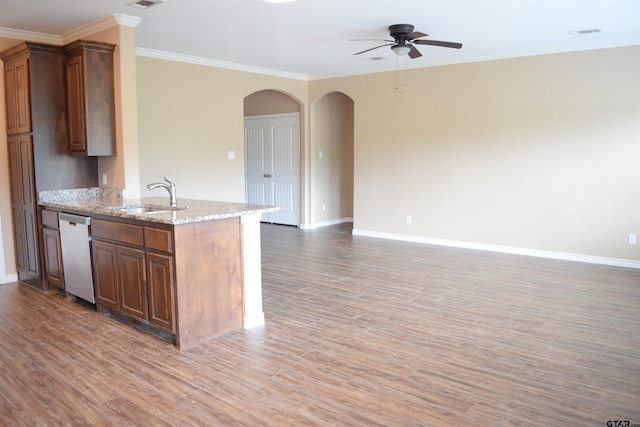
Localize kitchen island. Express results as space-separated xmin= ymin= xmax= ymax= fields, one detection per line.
xmin=39 ymin=188 xmax=278 ymax=350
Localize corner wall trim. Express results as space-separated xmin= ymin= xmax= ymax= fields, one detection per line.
xmin=1 ymin=274 xmax=18 ymax=285
xmin=351 ymin=229 xmax=640 ymax=270
xmin=243 ymin=313 xmax=266 ymax=329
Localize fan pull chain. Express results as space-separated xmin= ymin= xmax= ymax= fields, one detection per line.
xmin=395 ymin=55 xmax=409 ymax=91
xmin=395 ymin=55 xmax=399 ymax=90
xmin=404 ymin=55 xmax=408 ymax=90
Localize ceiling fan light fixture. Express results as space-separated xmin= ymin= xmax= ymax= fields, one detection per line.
xmin=391 ymin=45 xmax=411 ymax=56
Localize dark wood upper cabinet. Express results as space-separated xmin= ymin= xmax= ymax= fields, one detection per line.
xmin=3 ymin=55 xmax=31 ymax=135
xmin=63 ymin=40 xmax=116 ymax=156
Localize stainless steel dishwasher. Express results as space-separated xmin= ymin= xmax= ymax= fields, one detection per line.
xmin=59 ymin=213 xmax=95 ymax=303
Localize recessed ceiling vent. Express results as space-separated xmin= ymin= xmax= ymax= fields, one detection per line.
xmin=568 ymin=29 xmax=602 ymax=35
xmin=128 ymin=0 xmax=165 ymax=9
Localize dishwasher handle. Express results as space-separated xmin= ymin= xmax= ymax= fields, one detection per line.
xmin=59 ymin=212 xmax=91 ymax=226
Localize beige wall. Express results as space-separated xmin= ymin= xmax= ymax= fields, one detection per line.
xmin=310 ymin=46 xmax=640 ymax=261
xmin=135 ymin=56 xmax=309 ymax=205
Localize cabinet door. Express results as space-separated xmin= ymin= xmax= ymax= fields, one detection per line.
xmin=7 ymin=137 xmax=26 ymax=275
xmin=43 ymin=227 xmax=64 ymax=289
xmin=18 ymin=136 xmax=35 ymax=207
xmin=65 ymin=54 xmax=86 ymax=153
xmin=147 ymin=253 xmax=176 ymax=332
xmin=64 ymin=41 xmax=115 ymax=156
xmin=4 ymin=60 xmax=18 ymax=135
xmin=7 ymin=136 xmax=22 ymax=204
xmin=7 ymin=135 xmax=39 ymax=281
xmin=22 ymin=206 xmax=39 ymax=280
xmin=93 ymin=240 xmax=119 ymax=309
xmin=117 ymin=246 xmax=148 ymax=321
xmin=11 ymin=205 xmax=26 ymax=276
xmin=18 ymin=136 xmax=39 ymax=281
xmin=14 ymin=56 xmax=31 ymax=134
xmin=3 ymin=55 xmax=31 ymax=135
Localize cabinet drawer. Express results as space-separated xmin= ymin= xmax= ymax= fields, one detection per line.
xmin=92 ymin=219 xmax=144 ymax=247
xmin=41 ymin=210 xmax=59 ymax=229
xmin=144 ymin=227 xmax=173 ymax=254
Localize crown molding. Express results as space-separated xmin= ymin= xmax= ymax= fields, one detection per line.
xmin=114 ymin=14 xmax=144 ymax=28
xmin=0 ymin=27 xmax=61 ymax=45
xmin=0 ymin=14 xmax=142 ymax=47
xmin=61 ymin=14 xmax=142 ymax=44
xmin=136 ymin=47 xmax=309 ymax=81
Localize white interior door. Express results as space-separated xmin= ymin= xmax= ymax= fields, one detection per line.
xmin=244 ymin=113 xmax=300 ymax=226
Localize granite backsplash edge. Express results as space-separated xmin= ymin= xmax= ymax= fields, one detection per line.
xmin=38 ymin=187 xmax=124 ymax=204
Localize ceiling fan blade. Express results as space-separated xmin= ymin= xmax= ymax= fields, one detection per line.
xmin=406 ymin=31 xmax=428 ymax=40
xmin=413 ymin=39 xmax=463 ymax=49
xmin=408 ymin=44 xmax=422 ymax=59
xmin=349 ymin=39 xmax=394 ymax=42
xmin=353 ymin=43 xmax=394 ymax=55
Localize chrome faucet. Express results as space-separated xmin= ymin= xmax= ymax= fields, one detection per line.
xmin=147 ymin=177 xmax=177 ymax=207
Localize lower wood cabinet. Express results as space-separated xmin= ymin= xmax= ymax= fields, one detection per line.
xmin=146 ymin=253 xmax=175 ymax=331
xmin=116 ymin=245 xmax=147 ymax=320
xmin=93 ymin=240 xmax=119 ymax=309
xmin=91 ymin=218 xmax=176 ymax=333
xmin=41 ymin=209 xmax=64 ymax=290
xmin=42 ymin=227 xmax=64 ymax=290
xmin=90 ymin=215 xmax=243 ymax=350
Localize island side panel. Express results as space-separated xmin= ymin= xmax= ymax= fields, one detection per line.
xmin=173 ymin=217 xmax=244 ymax=350
xmin=241 ymin=213 xmax=266 ymax=328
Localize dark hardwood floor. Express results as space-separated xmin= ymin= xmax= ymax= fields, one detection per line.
xmin=1 ymin=223 xmax=639 ymax=426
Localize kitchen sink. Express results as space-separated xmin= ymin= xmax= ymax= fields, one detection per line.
xmin=107 ymin=204 xmax=188 ymax=214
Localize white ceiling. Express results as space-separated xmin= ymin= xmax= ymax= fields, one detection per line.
xmin=0 ymin=0 xmax=638 ymax=80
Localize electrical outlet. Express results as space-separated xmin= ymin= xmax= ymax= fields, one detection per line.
xmin=406 ymin=214 xmax=412 ymax=224
xmin=629 ymin=234 xmax=637 ymax=245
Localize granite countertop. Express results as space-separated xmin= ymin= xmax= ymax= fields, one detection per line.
xmin=38 ymin=188 xmax=279 ymax=225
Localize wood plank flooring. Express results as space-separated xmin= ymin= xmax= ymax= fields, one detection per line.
xmin=1 ymin=222 xmax=639 ymax=426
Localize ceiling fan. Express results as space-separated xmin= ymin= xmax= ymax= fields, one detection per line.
xmin=352 ymin=24 xmax=462 ymax=59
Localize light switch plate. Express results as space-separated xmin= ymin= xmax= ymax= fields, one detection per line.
xmin=228 ymin=150 xmax=235 ymax=160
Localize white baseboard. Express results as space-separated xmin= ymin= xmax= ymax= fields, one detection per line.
xmin=244 ymin=313 xmax=265 ymax=329
xmin=300 ymin=217 xmax=353 ymax=230
xmin=352 ymin=229 xmax=640 ymax=269
xmin=0 ymin=273 xmax=18 ymax=284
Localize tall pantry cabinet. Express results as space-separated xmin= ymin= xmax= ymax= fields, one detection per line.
xmin=1 ymin=42 xmax=99 ymax=289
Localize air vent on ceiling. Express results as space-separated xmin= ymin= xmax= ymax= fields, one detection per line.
xmin=128 ymin=0 xmax=164 ymax=9
xmin=568 ymin=29 xmax=602 ymax=35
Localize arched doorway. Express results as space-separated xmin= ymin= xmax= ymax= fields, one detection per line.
xmin=244 ymin=90 xmax=302 ymax=226
xmin=311 ymin=92 xmax=354 ymax=228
